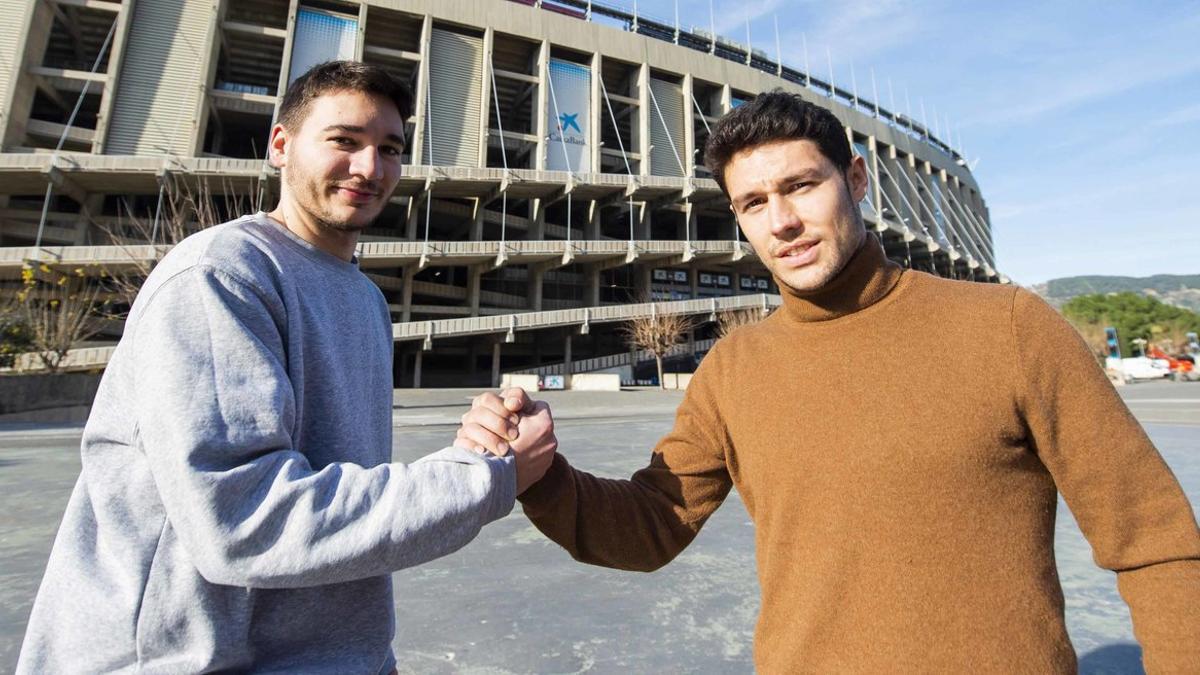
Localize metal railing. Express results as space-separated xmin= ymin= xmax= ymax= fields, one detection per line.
xmin=7 ymin=295 xmax=780 ymax=372
xmin=396 ymin=293 xmax=779 ymax=342
xmin=518 ymin=337 xmax=717 ymax=376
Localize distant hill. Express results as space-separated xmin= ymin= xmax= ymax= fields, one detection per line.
xmin=1032 ymin=274 xmax=1200 ymax=312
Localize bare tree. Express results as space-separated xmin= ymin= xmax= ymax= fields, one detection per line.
xmin=715 ymin=307 xmax=768 ymax=340
xmin=0 ymin=283 xmax=33 ymax=369
xmin=13 ymin=264 xmax=106 ymax=373
xmin=622 ymin=305 xmax=695 ymax=389
xmin=98 ymin=176 xmax=264 ymax=314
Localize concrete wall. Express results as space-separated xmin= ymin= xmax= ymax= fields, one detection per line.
xmin=0 ymin=1 xmax=52 ymax=151
xmin=0 ymin=373 xmax=102 ymax=416
xmin=105 ymin=0 xmax=219 ymax=155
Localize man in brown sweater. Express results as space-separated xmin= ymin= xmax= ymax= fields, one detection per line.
xmin=457 ymin=92 xmax=1200 ymax=672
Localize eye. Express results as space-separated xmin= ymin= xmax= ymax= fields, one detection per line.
xmin=741 ymin=197 xmax=765 ymax=213
xmin=380 ymin=145 xmax=402 ymax=157
xmin=330 ymin=136 xmax=355 ymax=147
xmin=787 ymin=181 xmax=810 ymax=193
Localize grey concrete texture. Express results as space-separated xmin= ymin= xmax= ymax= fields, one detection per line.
xmin=1 ymin=382 xmax=1197 ymax=673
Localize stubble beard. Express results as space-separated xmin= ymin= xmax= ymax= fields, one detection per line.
xmin=285 ymin=166 xmax=375 ymax=233
xmin=775 ymin=211 xmax=866 ymax=295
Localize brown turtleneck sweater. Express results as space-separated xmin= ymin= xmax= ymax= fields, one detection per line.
xmin=519 ymin=235 xmax=1200 ymax=673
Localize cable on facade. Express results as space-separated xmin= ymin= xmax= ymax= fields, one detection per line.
xmin=598 ymin=77 xmax=636 ymax=243
xmin=544 ymin=63 xmax=575 ymax=247
xmin=488 ymin=58 xmax=510 ymax=247
xmin=36 ymin=16 xmax=118 ymax=251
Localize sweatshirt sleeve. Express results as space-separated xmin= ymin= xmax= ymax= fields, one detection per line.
xmin=518 ymin=343 xmax=734 ymax=572
xmin=1011 ymin=288 xmax=1200 ymax=672
xmin=131 ymin=265 xmax=515 ymax=589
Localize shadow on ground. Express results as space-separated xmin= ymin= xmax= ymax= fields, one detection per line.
xmin=1078 ymin=643 xmax=1144 ymax=675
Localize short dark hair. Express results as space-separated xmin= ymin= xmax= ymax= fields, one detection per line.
xmin=704 ymin=90 xmax=852 ymax=196
xmin=277 ymin=61 xmax=414 ymax=132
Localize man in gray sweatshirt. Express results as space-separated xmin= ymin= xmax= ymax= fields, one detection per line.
xmin=17 ymin=61 xmax=557 ymax=673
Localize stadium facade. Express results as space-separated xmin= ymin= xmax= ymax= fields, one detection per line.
xmin=0 ymin=0 xmax=1002 ymax=387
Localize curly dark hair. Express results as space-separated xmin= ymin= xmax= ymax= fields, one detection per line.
xmin=277 ymin=61 xmax=414 ymax=132
xmin=703 ymin=90 xmax=851 ymax=196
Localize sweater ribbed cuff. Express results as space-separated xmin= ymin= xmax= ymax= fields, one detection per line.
xmin=517 ymin=452 xmax=571 ymax=514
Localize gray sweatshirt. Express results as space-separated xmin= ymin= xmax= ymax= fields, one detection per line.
xmin=17 ymin=214 xmax=515 ymax=673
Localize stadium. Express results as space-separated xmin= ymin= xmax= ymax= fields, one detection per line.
xmin=0 ymin=0 xmax=1002 ymax=387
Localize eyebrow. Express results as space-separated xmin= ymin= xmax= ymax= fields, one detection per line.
xmin=732 ymin=170 xmax=823 ymax=206
xmin=321 ymin=124 xmax=406 ymax=146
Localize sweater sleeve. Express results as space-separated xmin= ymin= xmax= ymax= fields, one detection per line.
xmin=131 ymin=266 xmax=515 ymax=589
xmin=1011 ymin=289 xmax=1200 ymax=672
xmin=518 ymin=343 xmax=734 ymax=572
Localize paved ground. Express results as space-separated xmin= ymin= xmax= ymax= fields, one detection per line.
xmin=1 ymin=381 xmax=1197 ymax=673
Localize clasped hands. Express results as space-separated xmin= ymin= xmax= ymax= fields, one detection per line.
xmin=456 ymin=388 xmax=557 ymax=494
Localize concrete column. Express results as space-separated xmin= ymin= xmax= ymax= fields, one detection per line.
xmin=467 ymin=265 xmax=483 ymax=316
xmin=688 ymin=266 xmax=698 ymax=300
xmin=469 ymin=198 xmax=485 ymax=240
xmin=92 ymin=0 xmax=136 ymax=154
xmin=413 ymin=349 xmax=423 ymax=389
xmin=479 ymin=27 xmax=495 ymax=168
xmin=1 ymin=1 xmax=53 ymax=148
xmin=905 ymin=153 xmax=924 ymax=234
xmin=635 ymin=265 xmax=652 ymax=299
xmin=529 ymin=266 xmax=544 ymax=310
xmin=585 ymin=199 xmax=602 ymax=239
xmin=72 ymin=195 xmax=103 ymax=245
xmin=866 ymin=135 xmax=882 ymax=228
xmin=682 ymin=73 xmax=696 ymax=176
xmin=492 ymin=342 xmax=502 ymax=388
xmin=589 ymin=51 xmax=603 ymax=173
xmin=682 ymin=201 xmax=695 ymax=241
xmin=534 ymin=40 xmax=550 ymax=170
xmin=400 ymin=266 xmax=416 ymax=322
xmin=563 ymin=332 xmax=573 ymax=375
xmin=636 ymin=63 xmax=650 ymax=177
xmin=586 ymin=265 xmax=600 ymax=306
xmin=530 ymin=198 xmax=547 ymax=239
xmin=409 ymin=15 xmax=434 ymax=165
xmin=405 ymin=190 xmax=426 ymax=241
xmin=395 ymin=344 xmax=407 ymax=386
xmin=636 ymin=201 xmax=651 ymax=239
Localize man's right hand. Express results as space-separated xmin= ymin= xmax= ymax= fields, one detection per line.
xmin=458 ymin=389 xmax=557 ymax=494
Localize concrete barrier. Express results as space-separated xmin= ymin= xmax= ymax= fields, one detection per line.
xmin=661 ymin=373 xmax=693 ymax=390
xmin=500 ymin=373 xmax=541 ymax=391
xmin=568 ymin=373 xmax=621 ymax=391
xmin=0 ymin=373 xmax=103 ymax=416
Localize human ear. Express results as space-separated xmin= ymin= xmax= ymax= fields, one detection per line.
xmin=267 ymin=124 xmax=288 ymax=169
xmin=847 ymin=155 xmax=869 ymax=203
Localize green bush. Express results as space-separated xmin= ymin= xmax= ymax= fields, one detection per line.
xmin=1062 ymin=292 xmax=1200 ymax=357
xmin=0 ymin=313 xmax=34 ymax=368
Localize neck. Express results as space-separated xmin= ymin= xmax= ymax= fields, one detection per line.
xmin=778 ymin=232 xmax=903 ymax=322
xmin=267 ymin=200 xmax=359 ymax=262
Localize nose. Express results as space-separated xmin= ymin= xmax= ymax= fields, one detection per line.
xmin=349 ymin=147 xmax=383 ymax=182
xmin=766 ymin=193 xmax=802 ymax=238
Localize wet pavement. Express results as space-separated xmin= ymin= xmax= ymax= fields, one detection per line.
xmin=1 ymin=382 xmax=1197 ymax=673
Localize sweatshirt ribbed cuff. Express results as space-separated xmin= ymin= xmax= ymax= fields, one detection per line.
xmin=486 ymin=454 xmax=517 ymax=523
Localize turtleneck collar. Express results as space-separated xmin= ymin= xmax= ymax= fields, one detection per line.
xmin=778 ymin=231 xmax=904 ymax=323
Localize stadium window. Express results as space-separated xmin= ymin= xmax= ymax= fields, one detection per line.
xmin=289 ymin=7 xmax=359 ymax=84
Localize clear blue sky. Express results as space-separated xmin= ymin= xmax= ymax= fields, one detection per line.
xmin=618 ymin=0 xmax=1200 ymax=285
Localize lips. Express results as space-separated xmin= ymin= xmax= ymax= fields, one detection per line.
xmin=335 ymin=185 xmax=379 ymax=204
xmin=775 ymin=240 xmax=821 ymax=268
